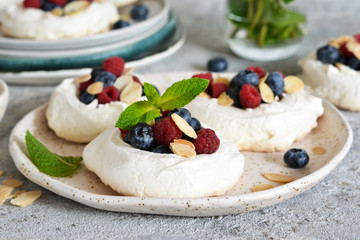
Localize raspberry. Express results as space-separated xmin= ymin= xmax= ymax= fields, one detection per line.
xmin=151 ymin=117 xmax=183 ymax=146
xmin=239 ymin=84 xmax=261 ymax=109
xmin=47 ymin=0 xmax=68 ymax=7
xmin=79 ymin=78 xmax=94 ymax=93
xmin=192 ymin=128 xmax=220 ymax=154
xmin=211 ymin=82 xmax=229 ymax=98
xmin=23 ymin=0 xmax=42 ymax=8
xmin=97 ymin=86 xmax=120 ymax=104
xmin=339 ymin=42 xmax=354 ymax=58
xmin=102 ymin=57 xmax=125 ymax=77
xmin=192 ymin=72 xmax=213 ymax=91
xmin=246 ymin=66 xmax=266 ymax=78
xmin=354 ymin=33 xmax=360 ymax=43
xmin=132 ymin=75 xmax=142 ymax=85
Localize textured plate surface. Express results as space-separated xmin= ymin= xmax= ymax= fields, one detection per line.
xmin=9 ymin=73 xmax=353 ymax=216
xmin=0 ymin=79 xmax=9 ymax=121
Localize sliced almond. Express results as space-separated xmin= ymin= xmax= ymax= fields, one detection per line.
xmin=329 ymin=35 xmax=354 ymax=48
xmin=64 ymin=1 xmax=90 ymax=16
xmin=353 ymin=47 xmax=360 ymax=60
xmin=258 ymin=73 xmax=269 ymax=86
xmin=87 ymin=81 xmax=103 ymax=95
xmin=120 ymin=81 xmax=142 ymax=104
xmin=284 ymin=75 xmax=304 ymax=93
xmin=0 ymin=170 xmax=3 ymax=176
xmin=173 ymin=139 xmax=195 ymax=150
xmin=217 ymin=92 xmax=234 ymax=106
xmin=10 ymin=191 xmax=42 ymax=207
xmin=214 ymin=76 xmax=230 ymax=86
xmin=251 ymin=184 xmax=274 ymax=192
xmin=335 ymin=63 xmax=346 ymax=71
xmin=259 ymin=82 xmax=274 ymax=103
xmin=123 ymin=68 xmax=134 ymax=75
xmin=3 ymin=179 xmax=22 ymax=188
xmin=114 ymin=75 xmax=133 ymax=92
xmin=0 ymin=186 xmax=14 ymax=204
xmin=312 ymin=146 xmax=326 ymax=155
xmin=95 ymin=0 xmax=103 ymax=3
xmin=75 ymin=74 xmax=91 ymax=84
xmin=345 ymin=40 xmax=360 ymax=54
xmin=51 ymin=7 xmax=64 ymax=16
xmin=262 ymin=173 xmax=295 ymax=183
xmin=13 ymin=190 xmax=25 ymax=198
xmin=171 ymin=113 xmax=197 ymax=139
xmin=170 ymin=142 xmax=196 ymax=158
xmin=199 ymin=92 xmax=211 ymax=98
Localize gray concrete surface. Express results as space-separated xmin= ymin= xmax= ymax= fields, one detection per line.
xmin=1 ymin=0 xmax=360 ymax=239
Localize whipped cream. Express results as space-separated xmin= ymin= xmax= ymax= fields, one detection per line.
xmin=46 ymin=78 xmax=128 ymax=143
xmin=0 ymin=1 xmax=118 ymax=39
xmin=83 ymin=127 xmax=245 ymax=198
xmin=186 ymin=90 xmax=324 ymax=152
xmin=299 ymin=53 xmax=360 ymax=111
xmin=0 ymin=0 xmax=22 ymax=10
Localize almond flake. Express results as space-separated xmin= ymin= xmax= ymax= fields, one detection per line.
xmin=214 ymin=77 xmax=230 ymax=86
xmin=259 ymin=82 xmax=274 ymax=103
xmin=335 ymin=63 xmax=346 ymax=71
xmin=51 ymin=8 xmax=64 ymax=16
xmin=120 ymin=81 xmax=142 ymax=104
xmin=217 ymin=92 xmax=234 ymax=106
xmin=312 ymin=146 xmax=326 ymax=155
xmin=3 ymin=179 xmax=22 ymax=188
xmin=75 ymin=74 xmax=91 ymax=84
xmin=171 ymin=113 xmax=197 ymax=139
xmin=114 ymin=75 xmax=133 ymax=92
xmin=0 ymin=170 xmax=3 ymax=176
xmin=284 ymin=75 xmax=304 ymax=93
xmin=353 ymin=47 xmax=360 ymax=60
xmin=345 ymin=40 xmax=360 ymax=54
xmin=199 ymin=92 xmax=211 ymax=98
xmin=259 ymin=73 xmax=269 ymax=86
xmin=95 ymin=0 xmax=103 ymax=3
xmin=329 ymin=35 xmax=354 ymax=48
xmin=173 ymin=139 xmax=195 ymax=150
xmin=10 ymin=191 xmax=42 ymax=207
xmin=251 ymin=184 xmax=274 ymax=192
xmin=170 ymin=142 xmax=196 ymax=158
xmin=13 ymin=190 xmax=25 ymax=198
xmin=123 ymin=68 xmax=134 ymax=75
xmin=87 ymin=81 xmax=103 ymax=95
xmin=262 ymin=173 xmax=295 ymax=183
xmin=0 ymin=186 xmax=14 ymax=204
xmin=64 ymin=1 xmax=90 ymax=15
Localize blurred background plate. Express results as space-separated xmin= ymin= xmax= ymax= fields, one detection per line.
xmin=0 ymin=0 xmax=170 ymax=51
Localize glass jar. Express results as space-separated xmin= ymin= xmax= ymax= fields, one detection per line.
xmin=225 ymin=0 xmax=306 ymax=61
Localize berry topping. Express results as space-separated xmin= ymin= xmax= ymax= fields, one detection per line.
xmin=239 ymin=84 xmax=261 ymax=109
xmin=316 ymin=45 xmax=340 ymax=64
xmin=152 ymin=117 xmax=183 ymax=146
xmin=132 ymin=75 xmax=142 ymax=85
xmin=79 ymin=91 xmax=96 ymax=104
xmin=354 ymin=33 xmax=360 ymax=43
xmin=265 ymin=72 xmax=285 ymax=96
xmin=189 ymin=118 xmax=202 ymax=132
xmin=230 ymin=70 xmax=259 ymax=89
xmin=150 ymin=145 xmax=172 ymax=154
xmin=226 ymin=86 xmax=242 ymax=107
xmin=112 ymin=19 xmax=130 ymax=29
xmin=339 ymin=43 xmax=354 ymax=58
xmin=127 ymin=123 xmax=155 ymax=150
xmin=47 ymin=0 xmax=67 ymax=7
xmin=170 ymin=108 xmax=192 ymax=124
xmin=102 ymin=56 xmax=125 ymax=78
xmin=79 ymin=78 xmax=94 ymax=93
xmin=246 ymin=66 xmax=266 ymax=78
xmin=347 ymin=57 xmax=360 ymax=70
xmin=283 ymin=148 xmax=309 ymax=168
xmin=192 ymin=72 xmax=213 ymax=91
xmin=192 ymin=128 xmax=220 ymax=154
xmin=90 ymin=67 xmax=103 ymax=79
xmin=97 ymin=86 xmax=120 ymax=104
xmin=207 ymin=57 xmax=228 ymax=72
xmin=41 ymin=2 xmax=58 ymax=11
xmin=211 ymin=82 xmax=229 ymax=98
xmin=23 ymin=0 xmax=42 ymax=8
xmin=94 ymin=71 xmax=117 ymax=87
xmin=131 ymin=4 xmax=149 ymax=20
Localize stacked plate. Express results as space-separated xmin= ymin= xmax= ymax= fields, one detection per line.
xmin=0 ymin=0 xmax=185 ymax=80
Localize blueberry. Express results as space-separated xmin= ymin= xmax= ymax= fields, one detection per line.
xmin=283 ymin=148 xmax=309 ymax=168
xmin=230 ymin=70 xmax=259 ymax=89
xmin=79 ymin=91 xmax=96 ymax=104
xmin=265 ymin=72 xmax=284 ymax=96
xmin=316 ymin=45 xmax=340 ymax=64
xmin=347 ymin=57 xmax=360 ymax=70
xmin=189 ymin=118 xmax=202 ymax=132
xmin=131 ymin=4 xmax=149 ymax=21
xmin=112 ymin=19 xmax=130 ymax=30
xmin=41 ymin=2 xmax=59 ymax=11
xmin=170 ymin=108 xmax=191 ymax=124
xmin=149 ymin=145 xmax=172 ymax=154
xmin=124 ymin=132 xmax=131 ymax=144
xmin=207 ymin=57 xmax=228 ymax=72
xmin=94 ymin=71 xmax=117 ymax=86
xmin=226 ymin=87 xmax=241 ymax=107
xmin=91 ymin=67 xmax=103 ymax=79
xmin=128 ymin=123 xmax=155 ymax=150
xmin=335 ymin=55 xmax=348 ymax=65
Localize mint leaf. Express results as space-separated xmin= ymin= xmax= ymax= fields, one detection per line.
xmin=115 ymin=100 xmax=160 ymax=130
xmin=25 ymin=130 xmax=82 ymax=177
xmin=143 ymin=82 xmax=160 ymax=107
xmin=159 ymin=78 xmax=208 ymax=110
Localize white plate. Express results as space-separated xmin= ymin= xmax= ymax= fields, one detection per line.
xmin=9 ymin=73 xmax=353 ymax=216
xmin=0 ymin=79 xmax=9 ymax=121
xmin=0 ymin=0 xmax=170 ymax=51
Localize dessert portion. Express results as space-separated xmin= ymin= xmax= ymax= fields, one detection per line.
xmin=83 ymin=78 xmax=245 ymax=198
xmin=186 ymin=68 xmax=324 ymax=152
xmin=46 ymin=57 xmax=144 ymax=143
xmin=299 ymin=34 xmax=360 ymax=111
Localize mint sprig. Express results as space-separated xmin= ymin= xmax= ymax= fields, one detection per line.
xmin=116 ymin=78 xmax=209 ymax=130
xmin=25 ymin=130 xmax=82 ymax=177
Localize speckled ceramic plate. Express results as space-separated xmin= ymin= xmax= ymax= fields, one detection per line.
xmin=0 ymin=79 xmax=9 ymax=121
xmin=9 ymin=73 xmax=353 ymax=216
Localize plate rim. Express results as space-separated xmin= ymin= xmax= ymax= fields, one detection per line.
xmin=8 ymin=94 xmax=353 ymax=216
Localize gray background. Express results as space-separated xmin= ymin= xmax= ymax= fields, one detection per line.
xmin=1 ymin=0 xmax=360 ymax=239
